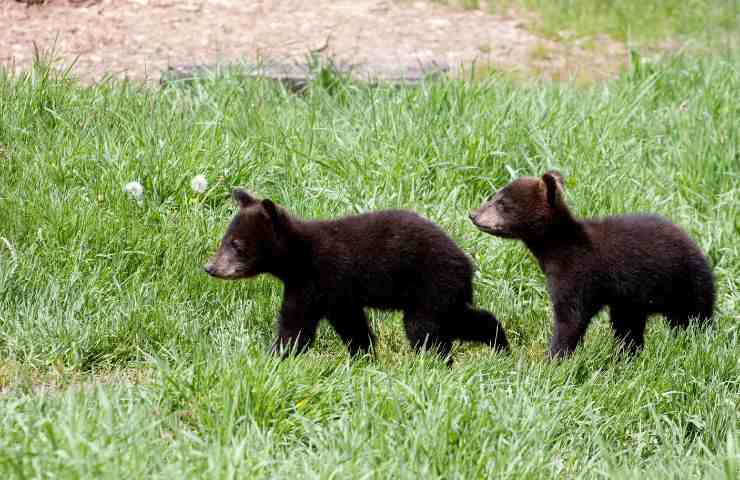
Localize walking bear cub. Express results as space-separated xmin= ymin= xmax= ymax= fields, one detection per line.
xmin=205 ymin=189 xmax=509 ymax=361
xmin=469 ymin=171 xmax=714 ymax=357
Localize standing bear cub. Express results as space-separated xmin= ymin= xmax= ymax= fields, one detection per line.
xmin=470 ymin=171 xmax=714 ymax=358
xmin=205 ymin=189 xmax=509 ymax=361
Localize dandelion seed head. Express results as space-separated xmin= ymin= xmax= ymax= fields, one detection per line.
xmin=191 ymin=174 xmax=208 ymax=193
xmin=124 ymin=181 xmax=144 ymax=201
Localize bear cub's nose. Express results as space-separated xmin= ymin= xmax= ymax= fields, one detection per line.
xmin=203 ymin=264 xmax=215 ymax=276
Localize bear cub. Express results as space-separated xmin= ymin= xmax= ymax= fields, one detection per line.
xmin=205 ymin=189 xmax=509 ymax=361
xmin=470 ymin=171 xmax=714 ymax=357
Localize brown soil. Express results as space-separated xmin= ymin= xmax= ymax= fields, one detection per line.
xmin=1 ymin=0 xmax=628 ymax=83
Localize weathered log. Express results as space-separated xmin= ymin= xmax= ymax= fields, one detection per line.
xmin=160 ymin=60 xmax=449 ymax=91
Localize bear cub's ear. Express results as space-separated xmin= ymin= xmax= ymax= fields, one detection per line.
xmin=543 ymin=170 xmax=564 ymax=187
xmin=541 ymin=170 xmax=564 ymax=208
xmin=233 ymin=188 xmax=256 ymax=208
xmin=261 ymin=199 xmax=284 ymax=227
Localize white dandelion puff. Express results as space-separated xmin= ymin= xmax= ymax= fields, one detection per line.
xmin=124 ymin=181 xmax=144 ymax=201
xmin=191 ymin=174 xmax=208 ymax=193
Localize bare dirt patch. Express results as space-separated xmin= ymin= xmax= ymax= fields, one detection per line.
xmin=0 ymin=360 xmax=149 ymax=395
xmin=2 ymin=0 xmax=628 ymax=83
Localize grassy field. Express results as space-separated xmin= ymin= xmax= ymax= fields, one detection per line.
xmin=1 ymin=53 xmax=739 ymax=478
xmin=437 ymin=0 xmax=739 ymax=45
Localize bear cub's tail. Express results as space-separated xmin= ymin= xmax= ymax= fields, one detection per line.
xmin=449 ymin=306 xmax=510 ymax=352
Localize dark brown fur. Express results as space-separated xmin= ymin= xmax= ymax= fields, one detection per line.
xmin=205 ymin=189 xmax=509 ymax=361
xmin=470 ymin=171 xmax=714 ymax=357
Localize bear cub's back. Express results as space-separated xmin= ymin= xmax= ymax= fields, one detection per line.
xmin=316 ymin=210 xmax=467 ymax=259
xmin=588 ymin=214 xmax=705 ymax=265
xmin=309 ymin=209 xmax=472 ymax=285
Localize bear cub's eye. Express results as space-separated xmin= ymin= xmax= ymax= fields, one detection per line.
xmin=230 ymin=238 xmax=242 ymax=251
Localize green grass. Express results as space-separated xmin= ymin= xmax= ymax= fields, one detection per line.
xmin=437 ymin=0 xmax=482 ymax=10
xmin=436 ymin=0 xmax=740 ymax=45
xmin=507 ymin=0 xmax=739 ymax=44
xmin=0 ymin=54 xmax=739 ymax=478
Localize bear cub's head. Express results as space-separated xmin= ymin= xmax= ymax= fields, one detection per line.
xmin=204 ymin=189 xmax=288 ymax=280
xmin=469 ymin=170 xmax=566 ymax=240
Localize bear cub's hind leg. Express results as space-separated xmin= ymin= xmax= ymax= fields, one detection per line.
xmin=445 ymin=306 xmax=509 ymax=352
xmin=403 ymin=308 xmax=453 ymax=362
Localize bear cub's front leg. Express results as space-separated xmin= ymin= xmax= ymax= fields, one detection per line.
xmin=270 ymin=290 xmax=323 ymax=357
xmin=548 ymin=301 xmax=590 ymax=358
